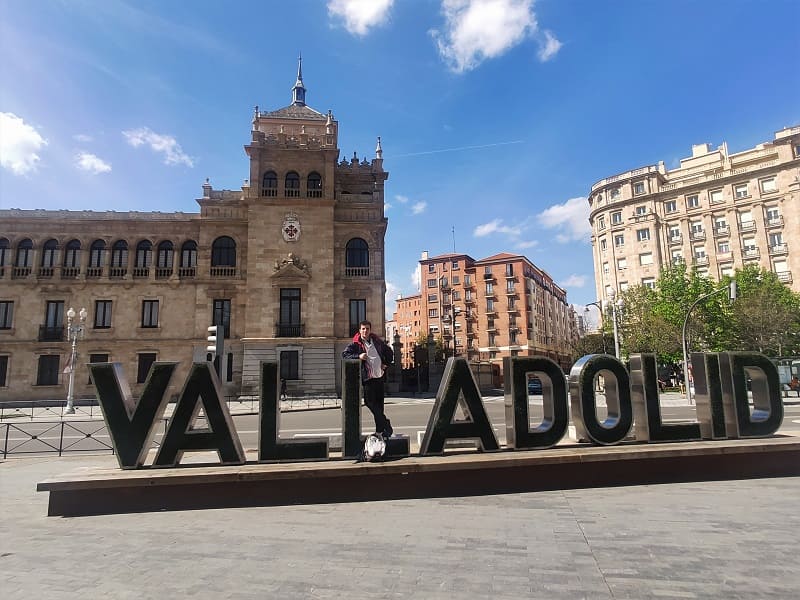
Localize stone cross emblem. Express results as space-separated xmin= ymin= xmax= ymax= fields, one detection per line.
xmin=282 ymin=213 xmax=301 ymax=242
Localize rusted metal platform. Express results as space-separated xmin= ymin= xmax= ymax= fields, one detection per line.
xmin=37 ymin=436 xmax=800 ymax=517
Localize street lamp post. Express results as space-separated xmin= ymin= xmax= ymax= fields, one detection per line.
xmin=584 ymin=301 xmax=607 ymax=355
xmin=681 ymin=281 xmax=737 ymax=404
xmin=64 ymin=306 xmax=88 ymax=415
xmin=608 ymin=291 xmax=624 ymax=360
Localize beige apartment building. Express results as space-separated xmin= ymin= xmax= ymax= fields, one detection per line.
xmin=589 ymin=125 xmax=800 ymax=303
xmin=0 ymin=61 xmax=389 ymax=402
xmin=391 ymin=252 xmax=578 ymax=374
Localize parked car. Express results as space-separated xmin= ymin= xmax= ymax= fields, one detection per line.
xmin=527 ymin=376 xmax=543 ymax=395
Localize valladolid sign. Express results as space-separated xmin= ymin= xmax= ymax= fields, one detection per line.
xmin=87 ymin=352 xmax=784 ymax=470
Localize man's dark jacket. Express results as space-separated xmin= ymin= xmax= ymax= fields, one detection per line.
xmin=342 ymin=332 xmax=394 ymax=383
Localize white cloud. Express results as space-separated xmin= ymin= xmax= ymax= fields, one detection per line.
xmin=328 ymin=0 xmax=394 ymax=36
xmin=411 ymin=266 xmax=421 ymax=291
xmin=384 ymin=202 xmax=393 ymax=211
xmin=560 ymin=274 xmax=586 ymax=288
xmin=411 ymin=201 xmax=427 ymax=215
xmin=0 ymin=112 xmax=47 ymax=175
xmin=515 ymin=240 xmax=538 ymax=250
xmin=122 ymin=127 xmax=194 ymax=167
xmin=536 ymin=29 xmax=562 ymax=62
xmin=75 ymin=152 xmax=112 ymax=174
xmin=394 ymin=194 xmax=409 ymax=204
xmin=73 ymin=133 xmax=94 ymax=143
xmin=473 ymin=218 xmax=522 ymax=238
xmin=431 ymin=0 xmax=537 ymax=73
xmin=385 ymin=279 xmax=401 ymax=319
xmin=537 ymin=197 xmax=591 ymax=243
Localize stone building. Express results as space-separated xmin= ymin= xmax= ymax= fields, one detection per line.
xmin=392 ymin=251 xmax=578 ymax=374
xmin=0 ymin=60 xmax=389 ymax=402
xmin=588 ymin=125 xmax=800 ymax=303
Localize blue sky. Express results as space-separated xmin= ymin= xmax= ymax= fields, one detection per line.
xmin=2 ymin=0 xmax=799 ymax=320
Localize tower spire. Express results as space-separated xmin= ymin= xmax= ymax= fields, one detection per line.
xmin=291 ymin=53 xmax=306 ymax=106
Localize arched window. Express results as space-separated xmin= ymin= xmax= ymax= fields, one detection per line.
xmin=157 ymin=241 xmax=174 ymax=268
xmin=15 ymin=239 xmax=33 ymax=267
xmin=0 ymin=238 xmax=9 ymax=271
xmin=211 ymin=236 xmax=236 ymax=267
xmin=41 ymin=239 xmax=58 ymax=268
xmin=89 ymin=240 xmax=106 ymax=268
xmin=110 ymin=240 xmax=128 ymax=273
xmin=180 ymin=240 xmax=197 ymax=268
xmin=63 ymin=240 xmax=81 ymax=268
xmin=135 ymin=240 xmax=152 ymax=268
xmin=285 ymin=171 xmax=300 ymax=197
xmin=307 ymin=172 xmax=322 ymax=198
xmin=262 ymin=171 xmax=278 ymax=197
xmin=345 ymin=238 xmax=369 ymax=276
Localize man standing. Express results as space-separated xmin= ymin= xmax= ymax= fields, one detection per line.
xmin=342 ymin=320 xmax=394 ymax=438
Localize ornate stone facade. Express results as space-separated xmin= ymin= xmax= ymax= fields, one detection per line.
xmin=0 ymin=61 xmax=388 ymax=402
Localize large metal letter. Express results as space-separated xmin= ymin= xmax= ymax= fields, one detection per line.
xmin=504 ymin=356 xmax=568 ymax=449
xmin=630 ymin=353 xmax=700 ymax=442
xmin=419 ymin=358 xmax=499 ymax=455
xmin=154 ymin=362 xmax=245 ymax=467
xmin=89 ymin=361 xmax=176 ymax=469
xmin=258 ymin=361 xmax=329 ymax=462
xmin=718 ymin=352 xmax=783 ymax=438
xmin=569 ymin=354 xmax=632 ymax=446
xmin=691 ymin=352 xmax=727 ymax=440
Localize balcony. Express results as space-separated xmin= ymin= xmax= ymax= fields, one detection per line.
xmin=743 ymin=248 xmax=760 ymax=259
xmin=713 ymin=225 xmax=730 ymax=237
xmin=668 ymin=235 xmax=682 ymax=245
xmin=178 ymin=267 xmax=196 ymax=278
xmin=275 ymin=323 xmax=304 ymax=337
xmin=769 ymin=243 xmax=788 ymax=255
xmin=505 ymin=287 xmax=518 ymax=296
xmin=210 ymin=266 xmax=237 ymax=278
xmin=739 ymin=221 xmax=756 ymax=232
xmin=37 ymin=267 xmax=55 ymax=279
xmin=777 ymin=271 xmax=793 ymax=283
xmin=689 ymin=231 xmax=706 ymax=241
xmin=693 ymin=256 xmax=709 ymax=266
xmin=109 ymin=267 xmax=127 ymax=279
xmin=767 ymin=216 xmax=784 ymax=228
xmin=345 ymin=266 xmax=369 ymax=277
xmin=12 ymin=266 xmax=31 ymax=279
xmin=483 ymin=273 xmax=494 ymax=280
xmin=39 ymin=326 xmax=65 ymax=342
xmin=133 ymin=267 xmax=150 ymax=278
xmin=61 ymin=267 xmax=80 ymax=279
xmin=155 ymin=268 xmax=173 ymax=279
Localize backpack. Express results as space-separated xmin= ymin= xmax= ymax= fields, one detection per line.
xmin=359 ymin=433 xmax=386 ymax=462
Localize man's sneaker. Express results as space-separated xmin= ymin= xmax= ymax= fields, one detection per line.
xmin=382 ymin=420 xmax=393 ymax=439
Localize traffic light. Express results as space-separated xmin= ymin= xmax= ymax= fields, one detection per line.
xmin=207 ymin=325 xmax=224 ymax=378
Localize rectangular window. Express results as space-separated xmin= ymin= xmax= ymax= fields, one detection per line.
xmin=642 ymin=278 xmax=656 ymax=289
xmin=452 ymin=261 xmax=459 ymax=270
xmin=760 ymin=177 xmax=777 ymax=193
xmin=686 ymin=194 xmax=700 ymax=208
xmin=691 ymin=221 xmax=704 ymax=234
xmin=714 ymin=216 xmax=728 ymax=230
xmin=663 ymin=200 xmax=676 ymax=213
xmin=633 ymin=181 xmax=645 ymax=195
xmin=94 ymin=300 xmax=112 ymax=329
xmin=743 ymin=237 xmax=756 ymax=251
xmin=603 ymin=262 xmax=610 ymax=274
xmin=614 ymin=234 xmax=624 ymax=247
xmin=428 ymin=308 xmax=438 ymax=318
xmin=505 ymin=264 xmax=514 ymax=277
xmin=427 ymin=278 xmax=437 ymax=288
xmin=279 ymin=289 xmax=301 ymax=336
xmin=213 ymin=299 xmax=232 ymax=338
xmin=88 ymin=353 xmax=109 ymax=384
xmin=669 ymin=226 xmax=681 ymax=240
xmin=141 ymin=300 xmax=159 ymax=328
xmin=611 ymin=211 xmax=622 ymax=224
xmin=617 ymin=258 xmax=627 ymax=270
xmin=671 ymin=250 xmax=683 ymax=262
xmin=600 ymin=238 xmax=607 ymax=251
xmin=769 ymin=232 xmax=783 ymax=247
xmin=349 ymin=299 xmax=366 ymax=337
xmin=597 ymin=216 xmax=605 ymax=230
xmin=427 ymin=294 xmax=437 ymax=302
xmin=0 ymin=355 xmax=7 ymax=387
xmin=464 ymin=275 xmax=471 ymax=286
xmin=36 ymin=355 xmax=60 ymax=386
xmin=610 ymin=188 xmax=620 ymax=199
xmin=137 ymin=353 xmax=157 ymax=384
xmin=639 ymin=253 xmax=653 ymax=265
xmin=635 ymin=205 xmax=647 ymax=215
xmin=709 ymin=189 xmax=723 ymax=203
xmin=0 ymin=301 xmax=12 ymax=329
xmin=694 ymin=245 xmax=706 ymax=258
xmin=452 ymin=290 xmax=461 ymax=301
xmin=766 ymin=207 xmax=780 ymax=222
xmin=428 ymin=264 xmax=435 ymax=273
xmin=452 ymin=275 xmax=459 ymax=285
xmin=487 ymin=298 xmax=495 ymax=311
xmin=636 ymin=228 xmax=650 ymax=242
xmin=485 ymin=282 xmax=493 ymax=294
xmin=734 ymin=183 xmax=749 ymax=198
xmin=280 ymin=350 xmax=299 ymax=380
xmin=718 ymin=241 xmax=730 ymax=253
xmin=45 ymin=300 xmax=64 ymax=328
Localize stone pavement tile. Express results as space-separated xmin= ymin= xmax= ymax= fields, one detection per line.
xmin=2 ymin=456 xmax=800 ymax=599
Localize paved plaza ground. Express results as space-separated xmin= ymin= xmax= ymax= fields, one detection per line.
xmin=2 ymin=452 xmax=799 ymax=599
